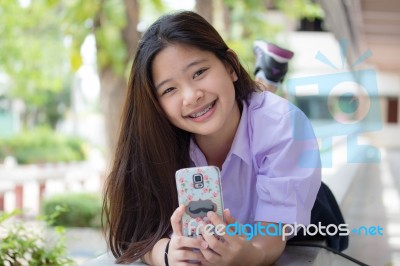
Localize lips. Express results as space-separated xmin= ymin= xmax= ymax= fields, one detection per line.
xmin=187 ymin=100 xmax=216 ymax=118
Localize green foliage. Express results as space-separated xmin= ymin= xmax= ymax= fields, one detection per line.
xmin=222 ymin=0 xmax=279 ymax=41
xmin=0 ymin=0 xmax=71 ymax=105
xmin=0 ymin=0 xmax=72 ymax=128
xmin=39 ymin=82 xmax=71 ymax=128
xmin=63 ymin=0 xmax=129 ymax=76
xmin=42 ymin=193 xmax=102 ymax=228
xmin=276 ymin=0 xmax=324 ymax=20
xmin=0 ymin=127 xmax=86 ymax=164
xmin=63 ymin=0 xmax=167 ymax=76
xmin=221 ymin=0 xmax=283 ymax=72
xmin=95 ymin=22 xmax=127 ymax=76
xmin=138 ymin=0 xmax=167 ymax=23
xmin=0 ymin=209 xmax=76 ymax=266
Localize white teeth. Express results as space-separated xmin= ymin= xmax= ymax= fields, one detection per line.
xmin=189 ymin=102 xmax=214 ymax=118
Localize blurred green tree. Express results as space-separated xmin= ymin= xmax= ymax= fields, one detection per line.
xmin=0 ymin=0 xmax=72 ymax=129
xmin=62 ymin=0 xmax=165 ymax=155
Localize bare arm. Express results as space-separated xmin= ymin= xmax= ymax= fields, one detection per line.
xmin=142 ymin=238 xmax=170 ymax=266
xmin=249 ymin=222 xmax=286 ymax=265
xmin=143 ymin=205 xmax=209 ymax=265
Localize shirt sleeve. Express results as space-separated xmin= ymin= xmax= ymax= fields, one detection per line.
xmin=251 ymin=103 xmax=321 ymax=225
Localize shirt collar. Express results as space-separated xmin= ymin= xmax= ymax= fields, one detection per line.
xmin=189 ymin=99 xmax=252 ymax=167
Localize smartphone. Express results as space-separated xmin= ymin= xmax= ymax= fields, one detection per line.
xmin=175 ymin=166 xmax=224 ymax=238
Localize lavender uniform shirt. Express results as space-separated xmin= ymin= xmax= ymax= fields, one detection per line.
xmin=189 ymin=91 xmax=321 ymax=226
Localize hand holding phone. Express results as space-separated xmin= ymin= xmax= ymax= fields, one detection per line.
xmin=175 ymin=166 xmax=224 ymax=238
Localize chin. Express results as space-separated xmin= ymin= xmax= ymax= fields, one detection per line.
xmin=193 ymin=126 xmax=221 ymax=137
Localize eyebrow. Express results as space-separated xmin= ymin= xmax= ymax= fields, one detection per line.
xmin=155 ymin=58 xmax=208 ymax=90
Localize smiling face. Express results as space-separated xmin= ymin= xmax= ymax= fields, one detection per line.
xmin=152 ymin=44 xmax=240 ymax=139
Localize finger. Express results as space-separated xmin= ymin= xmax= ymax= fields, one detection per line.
xmin=199 ymin=244 xmax=221 ymax=264
xmin=170 ymin=235 xmax=208 ymax=250
xmin=169 ymin=249 xmax=204 ymax=265
xmin=171 ymin=205 xmax=185 ymax=236
xmin=199 ymin=222 xmax=225 ymax=255
xmin=223 ymin=209 xmax=236 ymax=224
xmin=207 ymin=211 xmax=239 ymax=244
xmin=197 ymin=235 xmax=218 ymax=266
xmin=200 ymin=259 xmax=213 ymax=266
xmin=207 ymin=211 xmax=225 ymax=226
xmin=206 ymin=211 xmax=231 ymax=239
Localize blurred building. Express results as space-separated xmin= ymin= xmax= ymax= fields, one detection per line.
xmin=266 ymin=0 xmax=400 ymax=148
xmin=315 ymin=0 xmax=400 ymax=147
xmin=278 ymin=1 xmax=400 ymax=265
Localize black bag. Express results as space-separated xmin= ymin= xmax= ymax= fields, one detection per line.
xmin=288 ymin=182 xmax=349 ymax=251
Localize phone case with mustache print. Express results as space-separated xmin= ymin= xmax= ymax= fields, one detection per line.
xmin=175 ymin=166 xmax=224 ymax=237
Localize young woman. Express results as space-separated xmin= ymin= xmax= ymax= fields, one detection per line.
xmin=103 ymin=11 xmax=321 ymax=265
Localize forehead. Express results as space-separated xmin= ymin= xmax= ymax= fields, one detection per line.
xmin=153 ymin=44 xmax=215 ymax=69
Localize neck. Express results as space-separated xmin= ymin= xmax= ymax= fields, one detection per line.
xmin=195 ymin=102 xmax=241 ymax=170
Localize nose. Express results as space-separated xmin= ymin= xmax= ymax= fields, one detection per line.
xmin=182 ymin=86 xmax=204 ymax=106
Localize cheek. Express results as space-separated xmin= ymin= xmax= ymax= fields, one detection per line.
xmin=218 ymin=81 xmax=236 ymax=102
xmin=160 ymin=99 xmax=179 ymax=119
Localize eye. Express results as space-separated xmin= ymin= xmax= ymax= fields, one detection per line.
xmin=162 ymin=87 xmax=175 ymax=95
xmin=193 ymin=68 xmax=208 ymax=79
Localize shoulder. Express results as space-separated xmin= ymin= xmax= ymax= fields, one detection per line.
xmin=245 ymin=91 xmax=302 ymax=125
xmin=244 ymin=91 xmax=315 ymax=153
xmin=245 ymin=92 xmax=320 ymax=172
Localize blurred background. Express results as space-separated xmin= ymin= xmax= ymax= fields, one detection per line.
xmin=0 ymin=0 xmax=399 ymax=265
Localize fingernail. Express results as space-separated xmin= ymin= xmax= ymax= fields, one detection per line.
xmin=201 ymin=241 xmax=208 ymax=249
xmin=207 ymin=211 xmax=215 ymax=217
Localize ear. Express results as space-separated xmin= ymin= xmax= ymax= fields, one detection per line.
xmin=226 ymin=49 xmax=239 ymax=82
